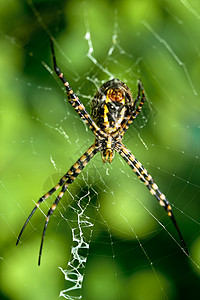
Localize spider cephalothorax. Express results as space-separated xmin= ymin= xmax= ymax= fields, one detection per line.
xmin=16 ymin=40 xmax=188 ymax=266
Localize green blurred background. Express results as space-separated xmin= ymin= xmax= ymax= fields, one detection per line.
xmin=1 ymin=0 xmax=200 ymax=299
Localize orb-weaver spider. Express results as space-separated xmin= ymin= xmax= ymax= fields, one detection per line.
xmin=16 ymin=40 xmax=189 ymax=265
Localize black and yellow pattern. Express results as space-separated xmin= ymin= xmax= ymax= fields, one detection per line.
xmin=116 ymin=142 xmax=188 ymax=254
xmin=16 ymin=40 xmax=188 ymax=265
xmin=17 ymin=143 xmax=99 ymax=265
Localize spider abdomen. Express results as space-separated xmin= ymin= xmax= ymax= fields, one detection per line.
xmin=91 ymin=78 xmax=133 ymax=134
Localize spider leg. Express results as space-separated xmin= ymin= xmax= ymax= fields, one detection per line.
xmin=16 ymin=177 xmax=67 ymax=246
xmin=118 ymin=80 xmax=146 ymax=138
xmin=38 ymin=181 xmax=68 ymax=265
xmin=131 ymin=79 xmax=146 ymax=122
xmin=16 ymin=143 xmax=99 ymax=265
xmin=50 ymin=40 xmax=106 ymax=139
xmin=116 ymin=142 xmax=189 ymax=255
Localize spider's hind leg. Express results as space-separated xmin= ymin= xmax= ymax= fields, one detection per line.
xmin=37 ymin=142 xmax=98 ymax=265
xmin=116 ymin=142 xmax=189 ymax=255
xmin=16 ymin=143 xmax=99 ymax=265
xmin=16 ymin=176 xmax=66 ymax=246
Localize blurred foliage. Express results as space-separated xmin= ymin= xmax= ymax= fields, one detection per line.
xmin=1 ymin=0 xmax=200 ymax=300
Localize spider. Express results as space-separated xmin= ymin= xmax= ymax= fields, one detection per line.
xmin=16 ymin=40 xmax=189 ymax=265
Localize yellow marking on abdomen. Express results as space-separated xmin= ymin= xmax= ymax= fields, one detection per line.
xmin=103 ymin=104 xmax=109 ymax=124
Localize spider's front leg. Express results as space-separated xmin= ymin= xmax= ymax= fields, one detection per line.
xmin=132 ymin=80 xmax=146 ymax=119
xmin=16 ymin=143 xmax=99 ymax=265
xmin=119 ymin=80 xmax=147 ymax=138
xmin=115 ymin=142 xmax=189 ymax=255
xmin=50 ymin=39 xmax=106 ymax=140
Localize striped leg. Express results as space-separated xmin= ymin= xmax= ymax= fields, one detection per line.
xmin=16 ymin=177 xmax=67 ymax=246
xmin=115 ymin=142 xmax=189 ymax=255
xmin=50 ymin=40 xmax=106 ymax=139
xmin=132 ymin=80 xmax=146 ymax=120
xmin=16 ymin=143 xmax=99 ymax=265
xmin=118 ymin=80 xmax=146 ymax=138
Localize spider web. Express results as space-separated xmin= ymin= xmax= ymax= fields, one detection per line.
xmin=1 ymin=1 xmax=200 ymax=300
